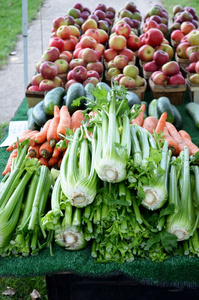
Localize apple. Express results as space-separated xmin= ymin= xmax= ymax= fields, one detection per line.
xmin=189 ymin=73 xmax=199 ymax=84
xmin=156 ymin=44 xmax=174 ymax=60
xmin=187 ymin=62 xmax=196 ymax=73
xmin=124 ymin=2 xmax=137 ymax=13
xmin=138 ymin=44 xmax=155 ymax=62
xmin=123 ymin=64 xmax=139 ymax=79
xmin=173 ymin=5 xmax=183 ymax=15
xmin=59 ymin=50 xmax=72 ymax=62
xmin=149 ymin=5 xmax=162 ymax=16
xmin=95 ymin=43 xmax=105 ymax=55
xmin=63 ymin=15 xmax=76 ymax=26
xmin=143 ymin=20 xmax=159 ymax=33
xmin=98 ymin=20 xmax=109 ymax=32
xmin=153 ymin=49 xmax=169 ymax=66
xmin=178 ymin=10 xmax=193 ymax=23
xmin=119 ymin=76 xmax=136 ymax=89
xmin=144 ymin=61 xmax=159 ymax=72
xmin=176 ymin=42 xmax=190 ymax=59
xmin=83 ymin=77 xmax=99 ymax=86
xmin=94 ymin=9 xmax=106 ymax=20
xmin=150 ymin=15 xmax=162 ymax=24
xmin=84 ymin=28 xmax=100 ymax=42
xmin=95 ymin=3 xmax=107 ymax=12
xmin=80 ymin=11 xmax=90 ymax=20
xmin=83 ymin=7 xmax=91 ymax=14
xmin=67 ymin=7 xmax=81 ymax=19
xmin=158 ymin=23 xmax=168 ymax=37
xmin=180 ymin=21 xmax=195 ymax=35
xmin=186 ymin=46 xmax=199 ymax=58
xmin=105 ymin=10 xmax=115 ymax=21
xmin=151 ymin=70 xmax=162 ymax=80
xmin=39 ymin=79 xmax=56 ymax=91
xmin=119 ymin=48 xmax=134 ymax=62
xmin=28 ymin=85 xmax=41 ymax=92
xmin=195 ymin=61 xmax=199 ymax=73
xmin=184 ymin=6 xmax=196 ymax=17
xmin=68 ymin=25 xmax=80 ymax=37
xmin=112 ymin=73 xmax=124 ymax=83
xmin=54 ymin=59 xmax=68 ymax=74
xmin=56 ymin=25 xmax=71 ymax=40
xmin=63 ymin=37 xmax=76 ymax=51
xmin=69 ymin=58 xmax=86 ymax=70
xmin=115 ymin=23 xmax=131 ymax=39
xmin=53 ymin=16 xmax=68 ymax=30
xmin=107 ymin=60 xmax=115 ymax=69
xmin=81 ymin=19 xmax=98 ymax=32
xmin=40 ymin=61 xmax=58 ymax=79
xmin=189 ymin=51 xmax=199 ymax=62
xmin=103 ymin=48 xmax=118 ymax=62
xmin=86 ymin=70 xmax=100 ymax=80
xmin=48 ymin=37 xmax=65 ymax=53
xmin=86 ymin=61 xmax=104 ymax=75
xmin=31 ymin=73 xmax=44 ymax=86
xmin=162 ymin=61 xmax=180 ymax=76
xmin=81 ymin=48 xmax=98 ymax=62
xmin=127 ymin=35 xmax=140 ymax=51
xmin=135 ymin=75 xmax=145 ymax=87
xmin=144 ymin=28 xmax=164 ymax=47
xmin=106 ymin=67 xmax=121 ymax=78
xmin=109 ymin=35 xmax=127 ymax=51
xmin=152 ymin=71 xmax=168 ymax=85
xmin=80 ymin=36 xmax=97 ymax=49
xmin=42 ymin=46 xmax=60 ymax=62
xmin=132 ymin=11 xmax=142 ymax=22
xmin=171 ymin=29 xmax=185 ymax=43
xmin=73 ymin=3 xmax=84 ymax=12
xmin=97 ymin=29 xmax=109 ymax=44
xmin=52 ymin=76 xmax=62 ymax=87
xmin=170 ymin=22 xmax=181 ymax=34
xmin=72 ymin=65 xmax=87 ymax=82
xmin=187 ymin=30 xmax=199 ymax=46
xmin=65 ymin=79 xmax=78 ymax=89
xmin=168 ymin=73 xmax=185 ymax=85
xmin=119 ymin=9 xmax=133 ymax=19
xmin=113 ymin=55 xmax=129 ymax=69
xmin=88 ymin=13 xmax=99 ymax=23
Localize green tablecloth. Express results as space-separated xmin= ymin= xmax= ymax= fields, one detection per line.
xmin=0 ymin=90 xmax=199 ymax=288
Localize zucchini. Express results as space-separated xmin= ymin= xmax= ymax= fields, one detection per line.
xmin=96 ymin=81 xmax=111 ymax=91
xmin=84 ymin=82 xmax=96 ymax=103
xmin=64 ymin=83 xmax=86 ymax=115
xmin=171 ymin=104 xmax=183 ymax=130
xmin=43 ymin=87 xmax=66 ymax=116
xmin=185 ymin=102 xmax=199 ymax=129
xmin=126 ymin=91 xmax=141 ymax=108
xmin=157 ymin=96 xmax=175 ymax=123
xmin=148 ymin=99 xmax=159 ymax=119
xmin=32 ymin=100 xmax=51 ymax=127
xmin=27 ymin=107 xmax=40 ymax=131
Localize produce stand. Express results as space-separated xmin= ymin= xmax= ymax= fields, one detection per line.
xmin=1 ymin=88 xmax=199 ymax=299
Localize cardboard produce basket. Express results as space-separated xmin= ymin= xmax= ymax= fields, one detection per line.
xmin=175 ymin=52 xmax=189 ymax=66
xmin=187 ymin=73 xmax=199 ymax=103
xmin=149 ymin=77 xmax=187 ymax=105
xmin=25 ymin=84 xmax=46 ymax=108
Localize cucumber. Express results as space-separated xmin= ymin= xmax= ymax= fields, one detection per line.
xmin=185 ymin=102 xmax=199 ymax=129
xmin=126 ymin=91 xmax=141 ymax=108
xmin=148 ymin=99 xmax=159 ymax=119
xmin=141 ymin=101 xmax=148 ymax=119
xmin=96 ymin=81 xmax=111 ymax=91
xmin=64 ymin=82 xmax=86 ymax=115
xmin=43 ymin=87 xmax=66 ymax=116
xmin=84 ymin=82 xmax=95 ymax=103
xmin=32 ymin=100 xmax=51 ymax=127
xmin=157 ymin=96 xmax=175 ymax=123
xmin=27 ymin=107 xmax=40 ymax=131
xmin=171 ymin=104 xmax=183 ymax=130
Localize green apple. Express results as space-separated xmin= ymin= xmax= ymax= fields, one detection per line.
xmin=123 ymin=64 xmax=139 ymax=79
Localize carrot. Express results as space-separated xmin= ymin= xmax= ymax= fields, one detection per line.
xmin=71 ymin=110 xmax=85 ymax=131
xmin=52 ymin=146 xmax=62 ymax=158
xmin=6 ymin=130 xmax=39 ymax=152
xmin=155 ymin=112 xmax=167 ymax=134
xmin=47 ymin=106 xmax=60 ymax=147
xmin=131 ymin=104 xmax=146 ymax=126
xmin=162 ymin=125 xmax=179 ymax=156
xmin=57 ymin=105 xmax=71 ymax=139
xmin=2 ymin=149 xmax=18 ymax=176
xmin=34 ymin=119 xmax=52 ymax=144
xmin=48 ymin=155 xmax=61 ymax=167
xmin=39 ymin=140 xmax=53 ymax=158
xmin=165 ymin=121 xmax=187 ymax=154
xmin=28 ymin=144 xmax=41 ymax=158
xmin=142 ymin=116 xmax=159 ymax=134
xmin=179 ymin=130 xmax=199 ymax=156
xmin=38 ymin=157 xmax=50 ymax=168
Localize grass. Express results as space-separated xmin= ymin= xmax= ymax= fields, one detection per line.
xmin=0 ymin=0 xmax=44 ymax=68
xmin=162 ymin=0 xmax=199 ymax=19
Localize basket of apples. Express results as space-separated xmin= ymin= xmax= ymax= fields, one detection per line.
xmin=187 ymin=61 xmax=199 ymax=103
xmin=149 ymin=60 xmax=187 ymax=105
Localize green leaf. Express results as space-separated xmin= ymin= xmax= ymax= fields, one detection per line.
xmin=160 ymin=230 xmax=178 ymax=252
xmin=159 ymin=203 xmax=175 ymax=218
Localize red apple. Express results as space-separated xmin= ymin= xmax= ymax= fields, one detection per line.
xmin=86 ymin=61 xmax=104 ymax=75
xmin=53 ymin=76 xmax=62 ymax=87
xmin=59 ymin=50 xmax=72 ymax=62
xmin=31 ymin=73 xmax=44 ymax=86
xmin=153 ymin=49 xmax=169 ymax=66
xmin=144 ymin=60 xmax=159 ymax=72
xmin=176 ymin=42 xmax=190 ymax=59
xmin=86 ymin=70 xmax=100 ymax=80
xmin=119 ymin=76 xmax=136 ymax=88
xmin=119 ymin=48 xmax=134 ymax=62
xmin=144 ymin=28 xmax=164 ymax=47
xmin=39 ymin=79 xmax=56 ymax=91
xmin=40 ymin=61 xmax=58 ymax=79
xmin=65 ymin=79 xmax=78 ymax=89
xmin=109 ymin=35 xmax=127 ymax=51
xmin=168 ymin=73 xmax=185 ymax=85
xmin=189 ymin=51 xmax=199 ymax=62
xmin=127 ymin=35 xmax=141 ymax=51
xmin=156 ymin=44 xmax=174 ymax=60
xmin=97 ymin=29 xmax=109 ymax=44
xmin=112 ymin=73 xmax=124 ymax=83
xmin=84 ymin=28 xmax=100 ymax=42
xmin=186 ymin=46 xmax=199 ymax=58
xmin=143 ymin=20 xmax=159 ymax=33
xmin=94 ymin=9 xmax=106 ymax=20
xmin=28 ymin=85 xmax=41 ymax=92
xmin=113 ymin=55 xmax=129 ymax=69
xmin=115 ymin=23 xmax=131 ymax=39
xmin=152 ymin=71 xmax=168 ymax=85
xmin=49 ymin=37 xmax=65 ymax=52
xmin=83 ymin=77 xmax=99 ymax=86
xmin=189 ymin=73 xmax=199 ymax=84
xmin=195 ymin=60 xmax=199 ymax=73
xmin=81 ymin=48 xmax=98 ymax=62
xmin=69 ymin=58 xmax=86 ymax=70
xmin=68 ymin=25 xmax=81 ymax=37
xmin=171 ymin=29 xmax=185 ymax=43
xmin=53 ymin=16 xmax=68 ymax=30
xmin=187 ymin=62 xmax=196 ymax=73
xmin=42 ymin=46 xmax=60 ymax=62
xmin=57 ymin=25 xmax=71 ymax=40
xmin=54 ymin=58 xmax=68 ymax=74
xmin=162 ymin=61 xmax=180 ymax=76
xmin=63 ymin=37 xmax=76 ymax=51
xmin=81 ymin=19 xmax=98 ymax=33
xmin=138 ymin=44 xmax=155 ymax=62
xmin=72 ymin=65 xmax=87 ymax=82
xmin=80 ymin=35 xmax=97 ymax=49
xmin=103 ymin=48 xmax=118 ymax=62
xmin=180 ymin=21 xmax=195 ymax=35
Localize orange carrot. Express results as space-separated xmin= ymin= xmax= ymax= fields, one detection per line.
xmin=34 ymin=119 xmax=52 ymax=144
xmin=38 ymin=157 xmax=50 ymax=168
xmin=28 ymin=144 xmax=41 ymax=158
xmin=165 ymin=122 xmax=187 ymax=154
xmin=39 ymin=140 xmax=53 ymax=159
xmin=131 ymin=104 xmax=146 ymax=127
xmin=48 ymin=155 xmax=61 ymax=167
xmin=47 ymin=106 xmax=60 ymax=147
xmin=71 ymin=110 xmax=85 ymax=131
xmin=52 ymin=146 xmax=62 ymax=158
xmin=179 ymin=130 xmax=199 ymax=156
xmin=6 ymin=130 xmax=39 ymax=152
xmin=162 ymin=125 xmax=179 ymax=156
xmin=2 ymin=149 xmax=18 ymax=176
xmin=142 ymin=116 xmax=159 ymax=134
xmin=57 ymin=105 xmax=71 ymax=139
xmin=155 ymin=112 xmax=167 ymax=134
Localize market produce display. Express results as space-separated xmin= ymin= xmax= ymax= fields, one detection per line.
xmin=2 ymin=2 xmax=199 ymax=281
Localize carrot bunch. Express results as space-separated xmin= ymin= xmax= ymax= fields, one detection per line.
xmin=3 ymin=106 xmax=85 ymax=176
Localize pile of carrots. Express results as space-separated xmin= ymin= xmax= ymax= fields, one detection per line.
xmin=133 ymin=104 xmax=199 ymax=157
xmin=2 ymin=105 xmax=85 ymax=176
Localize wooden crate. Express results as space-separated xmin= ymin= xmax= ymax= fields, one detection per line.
xmin=175 ymin=52 xmax=189 ymax=65
xmin=25 ymin=84 xmax=45 ymax=108
xmin=149 ymin=77 xmax=187 ymax=105
xmin=187 ymin=74 xmax=199 ymax=103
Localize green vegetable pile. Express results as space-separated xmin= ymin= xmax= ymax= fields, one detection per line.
xmin=1 ymin=84 xmax=199 ymax=263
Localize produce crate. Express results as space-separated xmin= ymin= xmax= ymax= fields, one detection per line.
xmin=58 ymin=73 xmax=67 ymax=87
xmin=111 ymin=77 xmax=147 ymax=100
xmin=187 ymin=73 xmax=199 ymax=103
xmin=175 ymin=53 xmax=189 ymax=66
xmin=180 ymin=63 xmax=190 ymax=78
xmin=25 ymin=84 xmax=45 ymax=108
xmin=149 ymin=77 xmax=187 ymax=105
